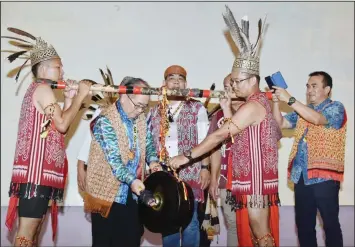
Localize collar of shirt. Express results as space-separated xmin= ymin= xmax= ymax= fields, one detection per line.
xmin=309 ymin=98 xmax=331 ymax=111
xmin=116 ymin=100 xmax=132 ymax=124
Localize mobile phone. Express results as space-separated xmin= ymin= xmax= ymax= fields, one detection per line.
xmin=271 ymin=71 xmax=288 ymax=89
xmin=265 ymin=76 xmax=275 ymax=90
xmin=265 ymin=71 xmax=288 ymax=90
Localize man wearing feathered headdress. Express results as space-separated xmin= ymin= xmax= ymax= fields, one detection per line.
xmin=169 ymin=6 xmax=282 ymax=247
xmin=2 ymin=28 xmax=92 ymax=246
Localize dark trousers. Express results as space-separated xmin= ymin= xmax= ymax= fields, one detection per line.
xmin=91 ymin=190 xmax=143 ymax=247
xmin=198 ymin=189 xmax=211 ymax=247
xmin=295 ymin=175 xmax=343 ymax=247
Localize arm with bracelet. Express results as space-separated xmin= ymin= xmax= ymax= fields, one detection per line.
xmin=170 ymin=100 xmax=265 ymax=169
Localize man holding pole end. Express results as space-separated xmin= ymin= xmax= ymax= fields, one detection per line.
xmin=168 ymin=6 xmax=282 ymax=247
xmin=2 ymin=27 xmax=91 ymax=246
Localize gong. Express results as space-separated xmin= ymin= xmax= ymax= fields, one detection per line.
xmin=139 ymin=171 xmax=195 ymax=236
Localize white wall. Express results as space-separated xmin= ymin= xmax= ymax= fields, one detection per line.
xmin=1 ymin=2 xmax=354 ymax=206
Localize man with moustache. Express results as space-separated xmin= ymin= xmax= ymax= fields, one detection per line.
xmin=148 ymin=65 xmax=211 ymax=247
xmin=272 ymin=71 xmax=347 ymax=247
xmin=168 ymin=7 xmax=282 ymax=247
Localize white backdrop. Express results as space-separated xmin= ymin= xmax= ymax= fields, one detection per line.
xmin=1 ymin=2 xmax=354 ymax=206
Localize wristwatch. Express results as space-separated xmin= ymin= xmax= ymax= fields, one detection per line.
xmin=183 ymin=150 xmax=194 ymax=163
xmin=287 ymin=96 xmax=296 ymax=106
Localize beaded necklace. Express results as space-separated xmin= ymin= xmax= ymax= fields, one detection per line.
xmin=128 ymin=122 xmax=138 ymax=160
xmin=168 ymin=101 xmax=184 ymax=122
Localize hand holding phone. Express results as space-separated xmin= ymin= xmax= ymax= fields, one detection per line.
xmin=265 ymin=71 xmax=288 ymax=91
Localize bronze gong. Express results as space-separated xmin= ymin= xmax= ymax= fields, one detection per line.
xmin=139 ymin=171 xmax=195 ymax=236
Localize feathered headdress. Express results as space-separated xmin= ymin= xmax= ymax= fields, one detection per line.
xmin=222 ymin=5 xmax=267 ymax=75
xmin=82 ymin=67 xmax=119 ymax=120
xmin=1 ymin=27 xmax=60 ymax=81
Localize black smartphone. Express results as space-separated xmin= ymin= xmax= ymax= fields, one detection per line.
xmin=265 ymin=76 xmax=275 ymax=90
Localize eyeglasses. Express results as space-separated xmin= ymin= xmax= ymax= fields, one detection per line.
xmin=230 ymin=76 xmax=253 ymax=86
xmin=127 ymin=95 xmax=148 ymax=112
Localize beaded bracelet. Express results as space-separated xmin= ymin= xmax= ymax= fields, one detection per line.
xmin=223 ymin=117 xmax=241 ymax=143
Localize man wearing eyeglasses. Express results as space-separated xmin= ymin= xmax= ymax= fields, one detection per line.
xmin=169 ymin=68 xmax=282 ymax=247
xmin=169 ymin=8 xmax=283 ymax=246
xmin=147 ymin=65 xmax=210 ymax=247
xmin=81 ymin=76 xmax=162 ymax=247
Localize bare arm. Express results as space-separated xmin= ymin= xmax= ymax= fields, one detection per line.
xmin=210 ymin=147 xmax=222 ymax=182
xmin=272 ymin=98 xmax=293 ymax=129
xmin=34 ymin=83 xmax=88 ymax=134
xmin=77 ymin=159 xmax=86 ymax=170
xmin=77 ymin=159 xmax=86 ymax=191
xmin=190 ymin=101 xmax=262 ymax=160
xmin=208 ymin=147 xmax=222 ymax=200
xmin=63 ymin=98 xmax=73 ymax=111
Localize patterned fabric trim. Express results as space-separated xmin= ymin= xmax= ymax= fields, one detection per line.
xmin=225 ymin=190 xmax=281 ymax=211
xmin=9 ymin=182 xmax=64 ymax=201
xmin=84 ymin=103 xmax=146 ymax=217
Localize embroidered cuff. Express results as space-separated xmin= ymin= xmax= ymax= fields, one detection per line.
xmin=125 ymin=174 xmax=136 ymax=186
xmin=112 ymin=167 xmax=135 ymax=186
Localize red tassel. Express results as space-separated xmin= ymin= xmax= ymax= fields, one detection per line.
xmin=5 ymin=197 xmax=19 ymax=231
xmin=51 ymin=202 xmax=58 ymax=242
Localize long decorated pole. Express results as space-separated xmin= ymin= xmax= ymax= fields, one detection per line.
xmin=46 ymin=79 xmax=229 ymax=98
xmin=42 ymin=79 xmax=272 ymax=99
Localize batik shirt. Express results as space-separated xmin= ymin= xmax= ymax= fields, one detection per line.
xmin=92 ymin=101 xmax=159 ymax=204
xmin=285 ymin=98 xmax=345 ymax=185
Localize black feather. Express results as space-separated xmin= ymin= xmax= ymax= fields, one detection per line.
xmin=15 ymin=58 xmax=30 ymax=82
xmin=253 ymin=19 xmax=262 ymax=53
xmin=91 ymin=94 xmax=103 ymax=102
xmin=106 ymin=67 xmax=114 ymax=85
xmin=85 ymin=114 xmax=93 ymax=120
xmin=210 ymin=83 xmax=215 ymax=90
xmin=7 ymin=50 xmax=28 ymax=62
xmin=99 ymin=69 xmax=108 ymax=84
xmin=88 ymin=105 xmax=97 ymax=111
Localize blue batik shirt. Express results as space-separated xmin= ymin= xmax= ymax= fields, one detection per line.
xmin=285 ymin=98 xmax=345 ymax=185
xmin=91 ymin=101 xmax=159 ymax=204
